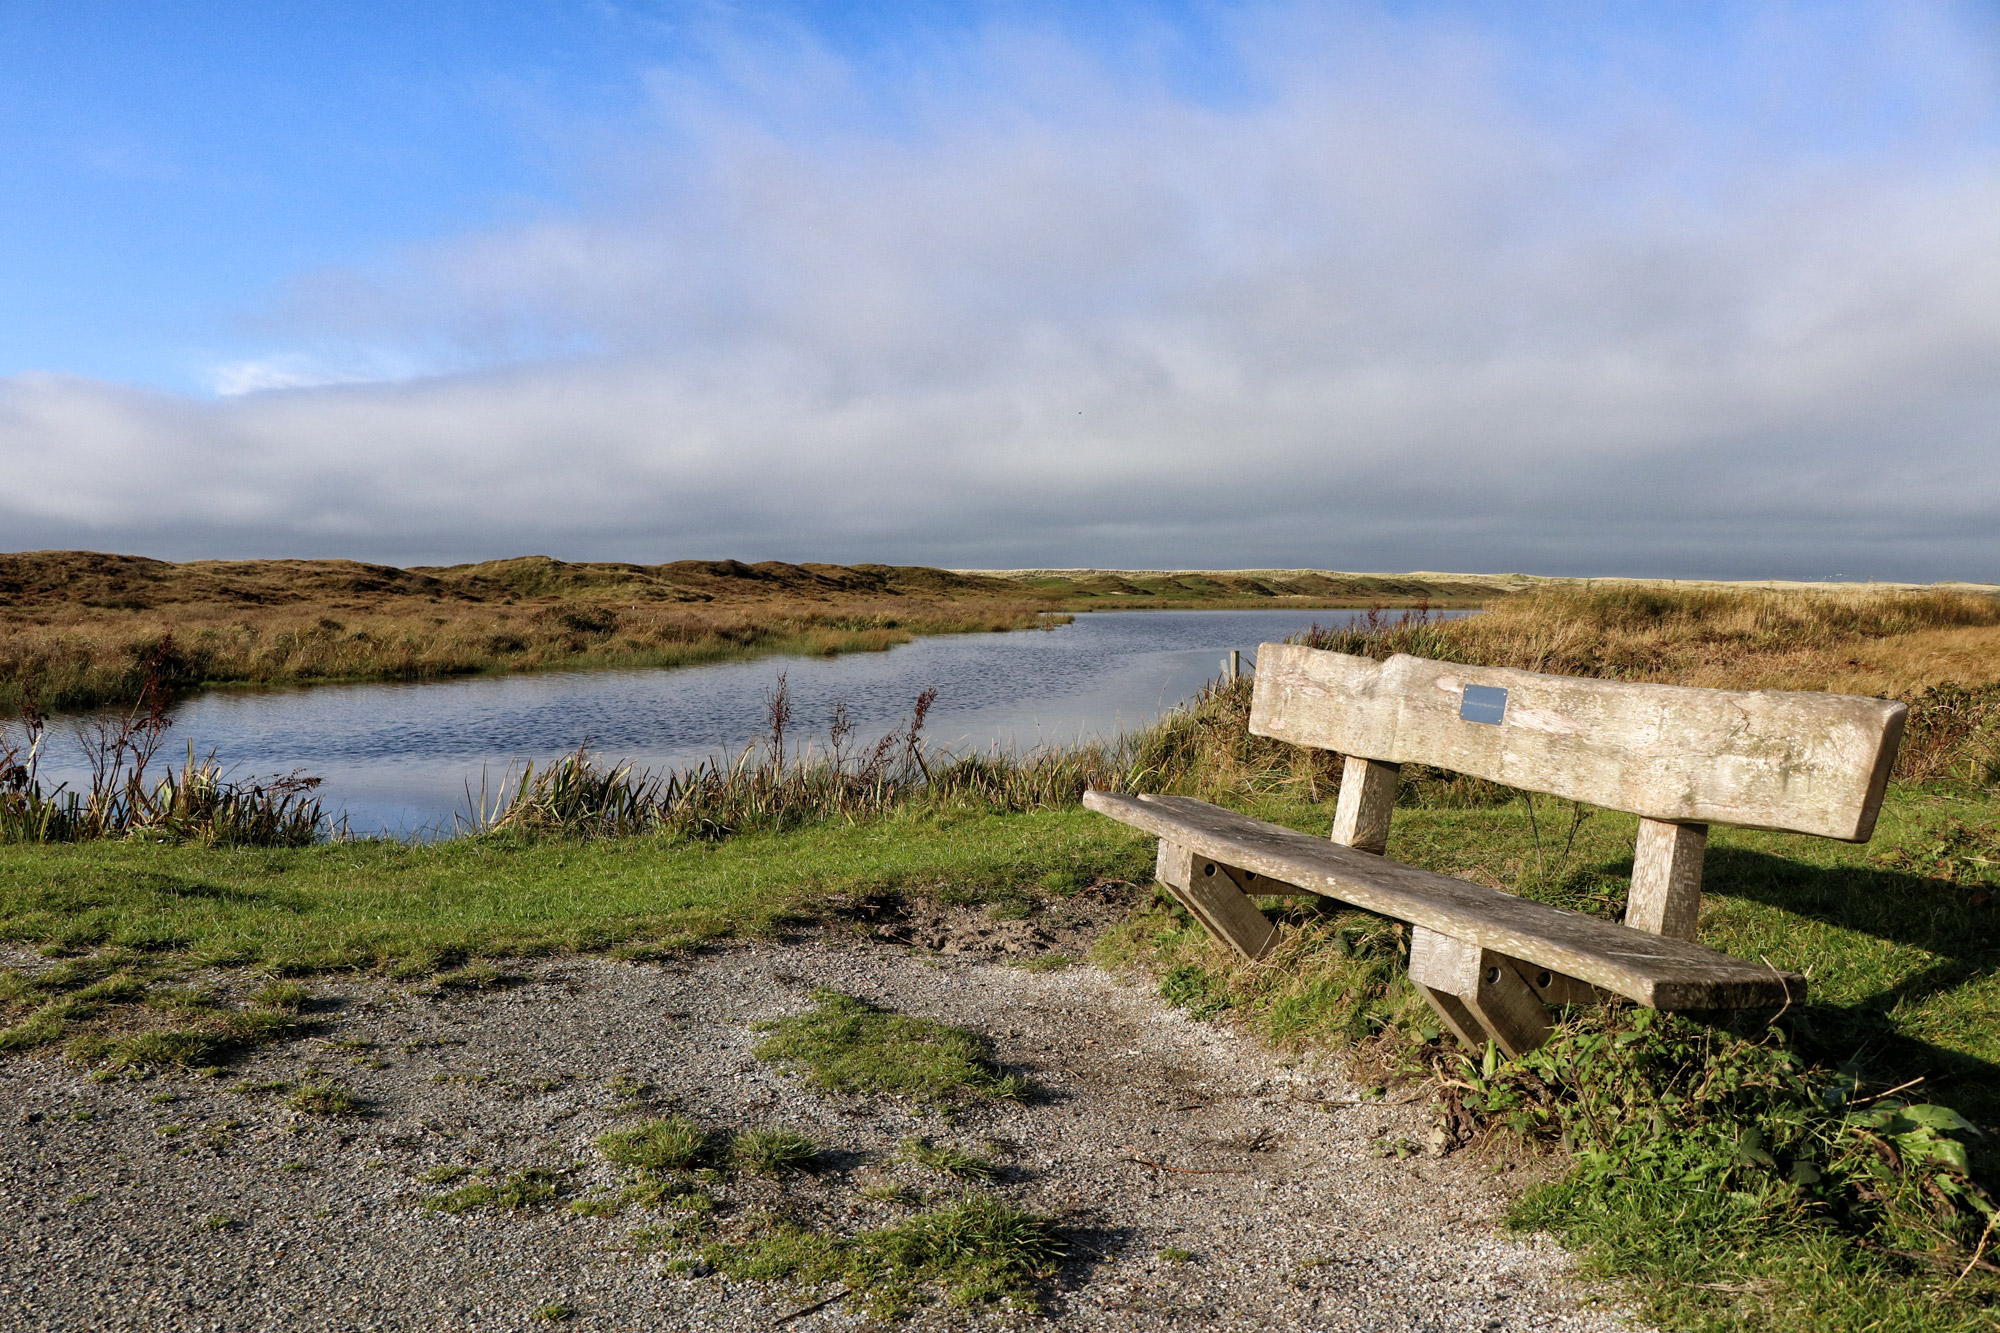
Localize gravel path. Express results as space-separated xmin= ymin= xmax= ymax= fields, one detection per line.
xmin=1 ymin=937 xmax=1646 ymax=1332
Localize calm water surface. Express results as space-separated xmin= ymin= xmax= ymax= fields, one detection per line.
xmin=35 ymin=608 xmax=1466 ymax=836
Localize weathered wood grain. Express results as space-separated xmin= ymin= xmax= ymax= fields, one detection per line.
xmin=1154 ymin=841 xmax=1279 ymax=961
xmin=1470 ymin=954 xmax=1554 ymax=1057
xmin=1330 ymin=756 xmax=1400 ymax=854
xmin=1086 ymin=789 xmax=1804 ymax=1009
xmin=1505 ymin=958 xmax=1613 ymax=1008
xmin=1627 ymin=819 xmax=1708 ymax=940
xmin=1407 ymin=927 xmax=1491 ymax=1051
xmin=1249 ymin=644 xmax=1907 ymax=842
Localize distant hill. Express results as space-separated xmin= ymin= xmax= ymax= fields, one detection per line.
xmin=0 ymin=551 xmax=1021 ymax=612
xmin=962 ymin=567 xmax=1533 ymax=605
xmin=960 ymin=567 xmax=2000 ymax=606
xmin=4 ymin=551 xmax=1988 ymax=616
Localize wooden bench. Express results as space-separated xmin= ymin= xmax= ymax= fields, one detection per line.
xmin=1085 ymin=644 xmax=1908 ymax=1056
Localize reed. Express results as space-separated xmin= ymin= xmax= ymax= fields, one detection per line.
xmin=0 ymin=701 xmax=331 ymax=847
xmin=472 ymin=675 xmax=1162 ymax=840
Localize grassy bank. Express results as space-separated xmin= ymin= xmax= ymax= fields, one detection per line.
xmin=1311 ymin=582 xmax=2000 ymax=693
xmin=1 ymin=602 xmax=1057 ymax=716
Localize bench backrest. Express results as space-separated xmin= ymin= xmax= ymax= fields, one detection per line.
xmin=1250 ymin=644 xmax=1906 ymax=842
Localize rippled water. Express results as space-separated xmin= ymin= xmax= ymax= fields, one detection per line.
xmin=29 ymin=608 xmax=1466 ymax=836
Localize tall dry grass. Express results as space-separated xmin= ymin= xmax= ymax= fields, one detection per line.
xmin=0 ymin=599 xmax=1055 ymax=715
xmin=1437 ymin=584 xmax=2000 ymax=691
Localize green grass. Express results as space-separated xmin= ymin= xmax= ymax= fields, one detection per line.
xmin=286 ymin=1080 xmax=364 ymax=1117
xmin=896 ymin=1136 xmax=1002 ymax=1182
xmin=596 ymin=1117 xmax=710 ymax=1172
xmin=422 ymin=1168 xmax=563 ymax=1214
xmin=0 ymin=808 xmax=1149 ymax=974
xmin=701 ymin=1192 xmax=1065 ymax=1319
xmin=731 ymin=1128 xmax=821 ymax=1176
xmin=754 ymin=989 xmax=1030 ymax=1105
xmin=0 ymin=952 xmax=307 ymax=1069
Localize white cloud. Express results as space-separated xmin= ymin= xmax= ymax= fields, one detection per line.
xmin=5 ymin=4 xmax=1999 ymax=578
xmin=208 ymin=356 xmax=365 ymax=397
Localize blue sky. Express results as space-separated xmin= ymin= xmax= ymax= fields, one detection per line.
xmin=2 ymin=1 xmax=1997 ymax=577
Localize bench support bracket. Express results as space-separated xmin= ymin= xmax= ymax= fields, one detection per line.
xmin=1155 ymin=842 xmax=1279 ymax=961
xmin=1408 ymin=926 xmax=1553 ymax=1058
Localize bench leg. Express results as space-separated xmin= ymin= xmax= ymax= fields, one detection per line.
xmin=1408 ymin=926 xmax=1552 ymax=1058
xmin=1155 ymin=842 xmax=1280 ymax=961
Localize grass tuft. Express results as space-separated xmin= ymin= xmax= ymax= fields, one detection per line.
xmin=754 ymin=989 xmax=1029 ymax=1105
xmin=731 ymin=1127 xmax=821 ymax=1177
xmin=702 ymin=1192 xmax=1065 ymax=1318
xmin=248 ymin=980 xmax=309 ymax=1012
xmin=896 ymin=1137 xmax=1001 ymax=1182
xmin=286 ymin=1080 xmax=363 ymax=1117
xmin=596 ymin=1116 xmax=709 ymax=1172
xmin=422 ymin=1168 xmax=562 ymax=1214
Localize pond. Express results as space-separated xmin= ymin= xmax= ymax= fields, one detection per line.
xmin=30 ymin=607 xmax=1467 ymax=836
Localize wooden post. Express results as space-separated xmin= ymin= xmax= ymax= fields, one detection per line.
xmin=1330 ymin=756 xmax=1400 ymax=855
xmin=1626 ymin=819 xmax=1707 ymax=941
xmin=1469 ymin=956 xmax=1554 ymax=1058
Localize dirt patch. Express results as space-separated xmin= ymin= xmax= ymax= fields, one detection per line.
xmin=0 ymin=938 xmax=1643 ymax=1332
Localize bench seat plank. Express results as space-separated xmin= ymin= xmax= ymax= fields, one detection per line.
xmin=1084 ymin=790 xmax=1804 ymax=1011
